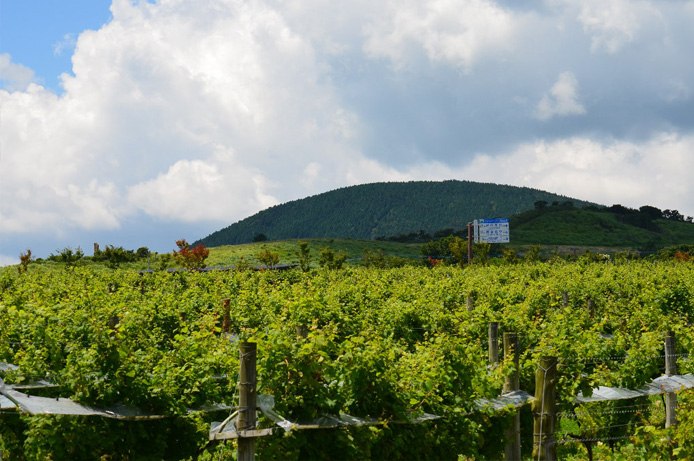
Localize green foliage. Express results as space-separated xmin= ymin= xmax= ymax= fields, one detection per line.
xmin=511 ymin=205 xmax=694 ymax=248
xmin=362 ymin=248 xmax=386 ymax=268
xmin=318 ymin=247 xmax=347 ymax=270
xmin=472 ymin=242 xmax=491 ymax=265
xmin=524 ymin=245 xmax=541 ymax=262
xmin=101 ymin=245 xmax=137 ymax=269
xmin=421 ymin=235 xmax=456 ymax=261
xmin=48 ymin=246 xmax=84 ymax=266
xmin=195 ymin=180 xmax=596 ymax=246
xmin=502 ymin=248 xmax=518 ymax=264
xmin=448 ymin=237 xmax=467 ymax=268
xmin=296 ymin=241 xmax=312 ymax=272
xmin=1 ymin=262 xmax=692 ymax=459
xmin=256 ymin=248 xmax=280 ymax=268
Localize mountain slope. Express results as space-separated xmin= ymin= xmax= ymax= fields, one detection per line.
xmin=196 ymin=180 xmax=597 ymax=247
xmin=510 ymin=206 xmax=694 ymax=248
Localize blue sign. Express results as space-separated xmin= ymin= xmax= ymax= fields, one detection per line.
xmin=474 ymin=218 xmax=510 ymax=243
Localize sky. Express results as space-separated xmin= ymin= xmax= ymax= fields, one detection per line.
xmin=1 ymin=0 xmax=693 ymax=264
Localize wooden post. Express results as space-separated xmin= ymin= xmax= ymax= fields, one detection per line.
xmin=503 ymin=332 xmax=521 ymax=461
xmin=467 ymin=296 xmax=473 ymax=312
xmin=562 ymin=292 xmax=569 ymax=308
xmin=532 ymin=356 xmax=557 ymax=461
xmin=503 ymin=333 xmax=520 ymax=394
xmin=296 ymin=325 xmax=308 ymax=339
xmin=237 ymin=342 xmax=257 ymax=461
xmin=664 ymin=331 xmax=677 ymax=428
xmin=489 ymin=322 xmax=499 ymax=364
xmin=222 ymin=298 xmax=232 ymax=334
xmin=467 ymin=222 xmax=473 ymax=265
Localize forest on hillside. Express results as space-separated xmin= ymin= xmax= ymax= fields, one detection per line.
xmin=196 ymin=181 xmax=595 ymax=247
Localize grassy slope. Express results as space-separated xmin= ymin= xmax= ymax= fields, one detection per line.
xmin=204 ymin=239 xmax=422 ymax=267
xmin=511 ymin=209 xmax=694 ymax=247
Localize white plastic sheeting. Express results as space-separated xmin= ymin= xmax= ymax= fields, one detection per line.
xmin=209 ymin=394 xmax=441 ymax=439
xmin=575 ymin=374 xmax=694 ymax=403
xmin=474 ymin=390 xmax=533 ymax=411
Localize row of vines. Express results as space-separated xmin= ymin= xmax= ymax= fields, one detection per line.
xmin=1 ymin=261 xmax=693 ymax=460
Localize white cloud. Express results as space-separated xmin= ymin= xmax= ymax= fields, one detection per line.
xmin=2 ymin=0 xmax=694 ymax=259
xmin=557 ymin=0 xmax=663 ymax=54
xmin=363 ymin=0 xmax=517 ymax=70
xmin=534 ymin=72 xmax=586 ymax=121
xmin=0 ymin=54 xmax=36 ymax=91
xmin=127 ymin=150 xmax=278 ymax=222
xmin=53 ymin=34 xmax=78 ymax=56
xmin=459 ymin=132 xmax=694 ymax=214
xmin=1 ymin=0 xmax=370 ymax=236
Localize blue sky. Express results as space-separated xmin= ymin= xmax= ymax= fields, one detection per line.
xmin=1 ymin=1 xmax=112 ymax=91
xmin=1 ymin=0 xmax=693 ymax=264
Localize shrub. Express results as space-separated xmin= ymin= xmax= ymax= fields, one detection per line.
xmin=296 ymin=241 xmax=312 ymax=272
xmin=48 ymin=246 xmax=84 ymax=266
xmin=173 ymin=239 xmax=210 ymax=270
xmin=318 ymin=247 xmax=347 ymax=270
xmin=18 ymin=249 xmax=32 ymax=274
xmin=257 ymin=248 xmax=280 ymax=268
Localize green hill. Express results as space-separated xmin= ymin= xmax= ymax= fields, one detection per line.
xmin=196 ymin=180 xmax=596 ymax=247
xmin=510 ymin=205 xmax=694 ymax=248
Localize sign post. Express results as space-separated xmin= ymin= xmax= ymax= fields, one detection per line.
xmin=474 ymin=219 xmax=510 ymax=244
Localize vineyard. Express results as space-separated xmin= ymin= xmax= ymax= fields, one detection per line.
xmin=1 ymin=260 xmax=693 ymax=460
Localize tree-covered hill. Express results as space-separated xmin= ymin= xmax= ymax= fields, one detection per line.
xmin=195 ymin=180 xmax=596 ymax=247
xmin=510 ymin=203 xmax=694 ymax=248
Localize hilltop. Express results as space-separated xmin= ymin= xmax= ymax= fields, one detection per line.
xmin=195 ymin=180 xmax=596 ymax=247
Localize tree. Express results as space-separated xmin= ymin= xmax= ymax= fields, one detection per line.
xmin=18 ymin=249 xmax=32 ymax=274
xmin=296 ymin=241 xmax=312 ymax=272
xmin=256 ymin=248 xmax=280 ymax=268
xmin=136 ymin=247 xmax=151 ymax=260
xmin=502 ymin=248 xmax=518 ymax=264
xmin=362 ymin=248 xmax=386 ymax=268
xmin=318 ymin=247 xmax=347 ymax=270
xmin=448 ymin=237 xmax=467 ymax=268
xmin=639 ymin=205 xmax=662 ymax=221
xmin=49 ymin=246 xmax=84 ymax=266
xmin=472 ymin=242 xmax=491 ymax=265
xmin=253 ymin=233 xmax=268 ymax=242
xmin=173 ymin=239 xmax=210 ymax=270
xmin=534 ymin=200 xmax=548 ymax=210
xmin=662 ymin=209 xmax=684 ymax=222
xmin=524 ymin=245 xmax=541 ymax=263
xmin=102 ymin=245 xmax=137 ymax=269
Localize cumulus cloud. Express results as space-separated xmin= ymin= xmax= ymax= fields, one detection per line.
xmin=1 ymin=0 xmax=366 ymax=237
xmin=534 ymin=71 xmax=586 ymax=120
xmin=460 ymin=132 xmax=694 ymax=214
xmin=2 ymin=0 xmax=694 ymax=258
xmin=363 ymin=0 xmax=517 ymax=70
xmin=574 ymin=0 xmax=661 ymax=54
xmin=0 ymin=54 xmax=36 ymax=91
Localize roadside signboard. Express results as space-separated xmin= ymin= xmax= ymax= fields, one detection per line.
xmin=474 ymin=218 xmax=510 ymax=243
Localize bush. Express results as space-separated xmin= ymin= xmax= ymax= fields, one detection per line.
xmin=48 ymin=247 xmax=84 ymax=266
xmin=257 ymin=248 xmax=280 ymax=268
xmin=173 ymin=239 xmax=210 ymax=270
xmin=319 ymin=247 xmax=347 ymax=270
